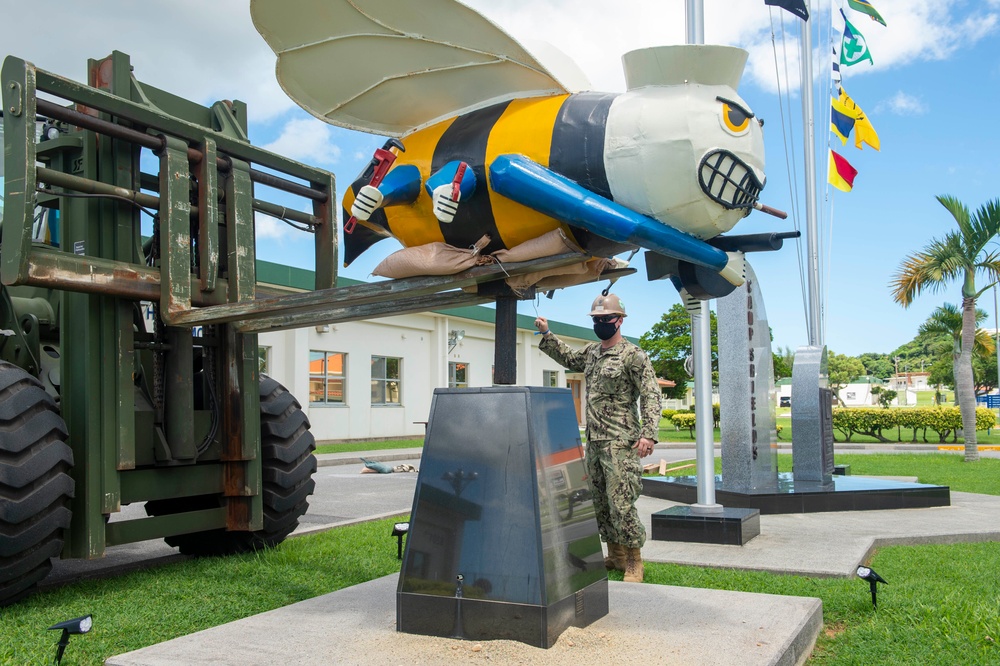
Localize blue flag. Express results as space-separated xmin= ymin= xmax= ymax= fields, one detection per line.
xmin=764 ymin=0 xmax=809 ymax=21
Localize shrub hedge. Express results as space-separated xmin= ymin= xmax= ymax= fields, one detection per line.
xmin=832 ymin=406 xmax=997 ymax=443
xmin=665 ymin=405 xmax=996 ymax=444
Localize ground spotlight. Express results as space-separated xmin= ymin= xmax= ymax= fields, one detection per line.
xmin=391 ymin=522 xmax=410 ymax=559
xmin=48 ymin=614 xmax=92 ymax=665
xmin=856 ymin=565 xmax=888 ymax=609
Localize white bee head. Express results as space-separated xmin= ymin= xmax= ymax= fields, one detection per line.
xmin=604 ymin=45 xmax=766 ymax=240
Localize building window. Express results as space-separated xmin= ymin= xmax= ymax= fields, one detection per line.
xmin=372 ymin=356 xmax=401 ymax=405
xmin=449 ymin=362 xmax=469 ymax=388
xmin=310 ymin=351 xmax=346 ymax=404
xmin=258 ymin=346 xmax=271 ymax=375
xmin=543 ymin=370 xmax=559 ymax=387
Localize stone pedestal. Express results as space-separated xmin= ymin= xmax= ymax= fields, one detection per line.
xmin=651 ymin=506 xmax=760 ymax=545
xmin=397 ymin=386 xmax=608 ymax=648
xmin=791 ymin=346 xmax=835 ymax=484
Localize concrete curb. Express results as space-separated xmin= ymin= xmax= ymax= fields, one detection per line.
xmin=315 ymin=451 xmax=423 ymax=467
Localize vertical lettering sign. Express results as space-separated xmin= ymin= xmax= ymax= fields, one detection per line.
xmin=718 ymin=261 xmax=779 ymax=492
xmin=747 ymin=279 xmax=757 ymax=460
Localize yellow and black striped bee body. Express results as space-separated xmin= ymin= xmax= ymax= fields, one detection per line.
xmin=258 ymin=2 xmax=775 ymax=296
xmin=342 ymin=92 xmax=633 ymax=267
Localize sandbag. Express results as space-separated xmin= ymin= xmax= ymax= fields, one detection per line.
xmin=506 ymin=257 xmax=615 ymax=294
xmin=372 ymin=235 xmax=491 ymax=279
xmin=490 ymin=228 xmax=581 ymax=263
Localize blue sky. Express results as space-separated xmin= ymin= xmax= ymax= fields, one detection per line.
xmin=2 ymin=0 xmax=998 ymax=358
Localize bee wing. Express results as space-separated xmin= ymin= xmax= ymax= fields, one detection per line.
xmin=251 ymin=0 xmax=576 ymax=137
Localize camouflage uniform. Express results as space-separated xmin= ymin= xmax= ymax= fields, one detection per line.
xmin=539 ymin=334 xmax=661 ymax=548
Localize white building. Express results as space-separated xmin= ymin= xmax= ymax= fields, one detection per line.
xmin=837 ymin=375 xmax=891 ymax=407
xmin=254 ymin=260 xmax=606 ymax=442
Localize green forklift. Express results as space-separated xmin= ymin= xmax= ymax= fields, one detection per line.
xmin=0 ymin=49 xmax=582 ymax=607
xmin=0 ymin=51 xmax=334 ymax=605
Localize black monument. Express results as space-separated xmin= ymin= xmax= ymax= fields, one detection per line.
xmin=397 ymin=386 xmax=608 ymax=648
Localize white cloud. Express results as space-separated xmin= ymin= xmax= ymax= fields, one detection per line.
xmin=261 ymin=118 xmax=342 ymax=165
xmin=464 ymin=0 xmax=999 ymax=96
xmin=0 ymin=0 xmax=293 ymax=123
xmin=875 ymin=91 xmax=927 ymax=115
xmin=254 ymin=210 xmax=292 ymax=243
xmin=463 ymin=0 xmax=770 ymax=92
xmin=831 ymin=0 xmax=999 ymax=72
xmin=5 ymin=0 xmax=993 ymax=128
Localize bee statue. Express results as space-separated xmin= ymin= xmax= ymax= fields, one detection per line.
xmin=251 ymin=0 xmax=786 ymax=299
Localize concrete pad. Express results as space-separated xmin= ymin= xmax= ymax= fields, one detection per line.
xmin=640 ymin=490 xmax=1000 ymax=577
xmin=106 ymin=574 xmax=821 ymax=666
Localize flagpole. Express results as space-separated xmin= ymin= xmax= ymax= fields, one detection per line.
xmin=685 ymin=0 xmax=720 ymax=512
xmin=799 ymin=0 xmax=823 ymax=348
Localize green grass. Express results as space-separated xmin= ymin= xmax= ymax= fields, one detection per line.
xmin=834 ymin=453 xmax=1000 ymax=494
xmin=0 ymin=517 xmax=405 ymax=665
xmin=915 ymin=389 xmax=955 ymax=406
xmin=658 ymin=415 xmax=1000 ymax=445
xmin=635 ymin=452 xmax=1000 ymax=664
xmin=652 ymin=453 xmax=1000 ymax=496
xmin=629 ymin=542 xmax=1000 ymax=665
xmin=314 ymin=438 xmax=423 ymax=454
xmin=6 ymin=454 xmax=1000 ymax=665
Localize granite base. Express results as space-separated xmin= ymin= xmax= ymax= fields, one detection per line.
xmin=651 ymin=506 xmax=760 ymax=545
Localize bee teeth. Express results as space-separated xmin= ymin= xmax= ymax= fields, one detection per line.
xmin=699 ymin=150 xmax=761 ymax=211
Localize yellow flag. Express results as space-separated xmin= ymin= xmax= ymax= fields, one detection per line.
xmin=839 ymin=89 xmax=880 ymax=151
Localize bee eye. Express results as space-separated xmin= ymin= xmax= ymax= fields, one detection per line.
xmin=722 ymin=102 xmax=750 ymax=133
xmin=717 ymin=96 xmax=754 ymax=135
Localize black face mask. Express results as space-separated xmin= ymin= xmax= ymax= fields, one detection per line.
xmin=593 ymin=321 xmax=618 ymax=340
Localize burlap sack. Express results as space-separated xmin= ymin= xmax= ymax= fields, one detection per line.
xmin=506 ymin=257 xmax=614 ymax=293
xmin=490 ymin=228 xmax=581 ymax=264
xmin=372 ymin=235 xmax=491 ymax=279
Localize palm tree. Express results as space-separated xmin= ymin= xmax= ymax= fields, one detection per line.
xmin=890 ymin=195 xmax=1000 ymax=462
xmin=918 ymin=303 xmax=996 ymax=405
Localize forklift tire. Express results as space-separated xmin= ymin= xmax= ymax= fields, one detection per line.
xmin=0 ymin=361 xmax=73 ymax=606
xmin=145 ymin=375 xmax=316 ymax=556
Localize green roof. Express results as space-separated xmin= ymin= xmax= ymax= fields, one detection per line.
xmin=848 ymin=375 xmax=886 ymax=385
xmin=254 ymin=258 xmax=614 ymax=343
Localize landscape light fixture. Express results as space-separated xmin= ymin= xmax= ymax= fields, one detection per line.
xmin=448 ymin=329 xmax=465 ymax=352
xmin=48 ymin=614 xmax=92 ymax=665
xmin=391 ymin=522 xmax=410 ymax=559
xmin=856 ymin=565 xmax=888 ymax=609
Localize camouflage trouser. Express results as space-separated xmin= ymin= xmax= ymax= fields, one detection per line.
xmin=585 ymin=438 xmax=645 ymax=549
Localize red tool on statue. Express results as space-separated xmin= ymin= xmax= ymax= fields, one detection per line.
xmin=344 ymin=138 xmax=405 ymax=234
xmin=450 ymin=161 xmax=467 ymax=201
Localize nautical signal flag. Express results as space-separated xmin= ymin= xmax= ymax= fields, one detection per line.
xmin=831 ymin=96 xmax=857 ymax=145
xmin=764 ymin=0 xmax=809 ymax=21
xmin=837 ymin=89 xmax=880 ymax=151
xmin=848 ymin=0 xmax=886 ymax=26
xmin=840 ymin=11 xmax=874 ymax=67
xmin=829 ymin=150 xmax=858 ymax=192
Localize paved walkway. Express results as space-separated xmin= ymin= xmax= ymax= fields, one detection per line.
xmin=325 ymin=446 xmax=1000 ymax=578
xmin=102 ymin=444 xmax=1000 ymax=665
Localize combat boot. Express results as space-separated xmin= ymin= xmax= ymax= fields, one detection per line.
xmin=624 ymin=546 xmax=644 ymax=583
xmin=604 ymin=543 xmax=626 ymax=571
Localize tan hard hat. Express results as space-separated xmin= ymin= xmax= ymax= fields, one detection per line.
xmin=589 ymin=293 xmax=626 ymax=316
